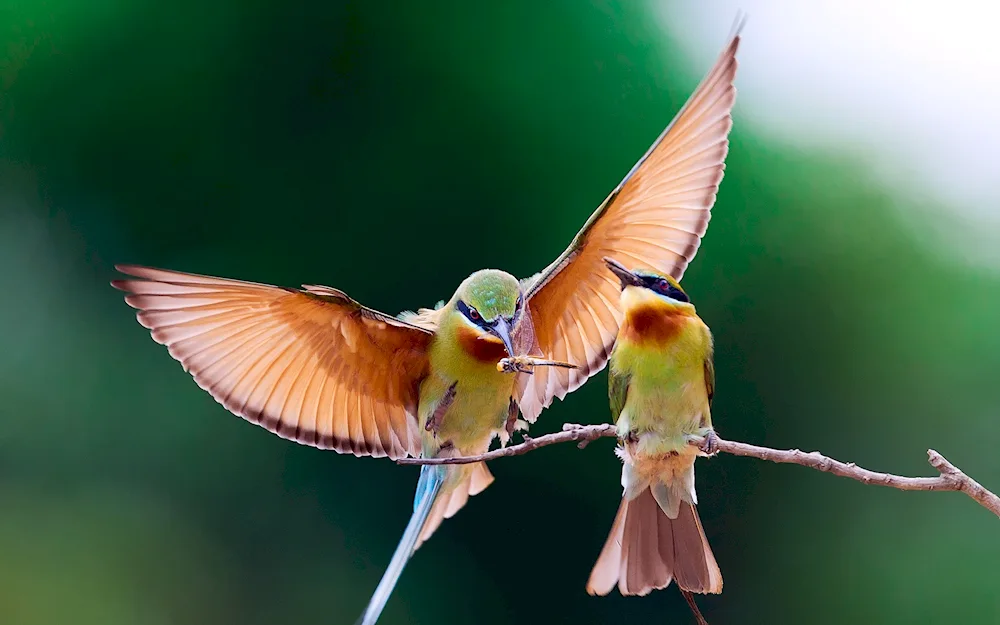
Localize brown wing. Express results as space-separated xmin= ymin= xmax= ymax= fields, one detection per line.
xmin=112 ymin=265 xmax=431 ymax=459
xmin=517 ymin=27 xmax=741 ymax=421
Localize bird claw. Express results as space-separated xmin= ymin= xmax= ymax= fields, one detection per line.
xmin=504 ymin=401 xmax=519 ymax=438
xmin=697 ymin=430 xmax=720 ymax=456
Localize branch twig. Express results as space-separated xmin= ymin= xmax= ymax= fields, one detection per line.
xmin=397 ymin=423 xmax=616 ymax=466
xmin=397 ymin=423 xmax=1000 ymax=519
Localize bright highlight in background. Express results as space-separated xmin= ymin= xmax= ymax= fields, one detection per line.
xmin=662 ymin=1 xmax=1000 ymax=263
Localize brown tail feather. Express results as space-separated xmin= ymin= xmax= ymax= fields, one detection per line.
xmin=586 ymin=487 xmax=722 ymax=596
xmin=414 ymin=462 xmax=494 ymax=549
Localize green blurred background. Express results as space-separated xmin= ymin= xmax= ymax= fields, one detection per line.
xmin=2 ymin=1 xmax=998 ymax=624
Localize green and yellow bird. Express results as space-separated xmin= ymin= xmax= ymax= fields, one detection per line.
xmin=111 ymin=26 xmax=741 ymax=625
xmin=586 ymin=257 xmax=722 ymax=598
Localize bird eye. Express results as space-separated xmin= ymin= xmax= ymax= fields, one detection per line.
xmin=657 ymin=279 xmax=671 ymax=293
xmin=469 ymin=307 xmax=480 ymax=320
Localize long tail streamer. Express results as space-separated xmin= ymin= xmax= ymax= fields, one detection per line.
xmin=355 ymin=465 xmax=445 ymax=625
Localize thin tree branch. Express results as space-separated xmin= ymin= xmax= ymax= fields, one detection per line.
xmin=397 ymin=424 xmax=616 ymax=466
xmin=397 ymin=423 xmax=1000 ymax=519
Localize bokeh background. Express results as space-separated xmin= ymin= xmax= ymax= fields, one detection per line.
xmin=2 ymin=1 xmax=998 ymax=624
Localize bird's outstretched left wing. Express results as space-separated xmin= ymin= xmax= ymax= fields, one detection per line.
xmin=517 ymin=26 xmax=742 ymax=421
xmin=113 ymin=265 xmax=432 ymax=459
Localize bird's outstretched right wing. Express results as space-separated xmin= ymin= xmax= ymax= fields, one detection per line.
xmin=113 ymin=265 xmax=432 ymax=459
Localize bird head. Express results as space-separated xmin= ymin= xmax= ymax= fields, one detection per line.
xmin=449 ymin=269 xmax=524 ymax=358
xmin=603 ymin=257 xmax=693 ymax=309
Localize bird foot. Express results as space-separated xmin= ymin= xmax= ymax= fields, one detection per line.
xmin=502 ymin=400 xmax=521 ymax=442
xmin=437 ymin=440 xmax=455 ymax=453
xmin=695 ymin=430 xmax=720 ymax=456
xmin=425 ymin=382 xmax=458 ymax=436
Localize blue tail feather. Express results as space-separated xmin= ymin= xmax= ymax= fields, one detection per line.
xmin=355 ymin=465 xmax=445 ymax=625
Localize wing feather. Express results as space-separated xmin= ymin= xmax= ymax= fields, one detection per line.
xmin=113 ymin=264 xmax=431 ymax=459
xmin=519 ymin=27 xmax=741 ymax=420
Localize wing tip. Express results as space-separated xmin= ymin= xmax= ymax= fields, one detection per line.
xmin=113 ymin=263 xmax=155 ymax=279
xmin=729 ymin=10 xmax=748 ymax=46
xmin=112 ymin=264 xmax=150 ymax=291
xmin=711 ymin=12 xmax=746 ymax=86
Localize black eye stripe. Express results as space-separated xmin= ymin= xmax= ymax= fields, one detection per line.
xmin=457 ymin=300 xmax=494 ymax=327
xmin=458 ymin=295 xmax=522 ymax=328
xmin=457 ymin=300 xmax=474 ymax=319
xmin=670 ymin=287 xmax=690 ymax=303
xmin=640 ymin=276 xmax=690 ymax=303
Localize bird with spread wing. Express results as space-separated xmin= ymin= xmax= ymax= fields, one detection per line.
xmin=112 ymin=25 xmax=741 ymax=625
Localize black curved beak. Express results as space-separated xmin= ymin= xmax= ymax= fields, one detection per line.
xmin=603 ymin=257 xmax=642 ymax=289
xmin=489 ymin=316 xmax=516 ymax=357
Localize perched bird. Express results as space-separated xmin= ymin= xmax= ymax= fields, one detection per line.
xmin=111 ymin=24 xmax=740 ymax=625
xmin=586 ymin=257 xmax=722 ymax=598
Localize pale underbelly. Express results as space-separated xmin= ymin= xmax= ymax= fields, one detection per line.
xmin=619 ymin=383 xmax=707 ymax=455
xmin=438 ymin=387 xmax=510 ymax=452
xmin=419 ymin=364 xmax=514 ymax=455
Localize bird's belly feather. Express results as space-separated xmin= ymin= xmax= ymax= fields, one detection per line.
xmin=419 ymin=349 xmax=514 ymax=456
xmin=614 ymin=337 xmax=710 ymax=456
